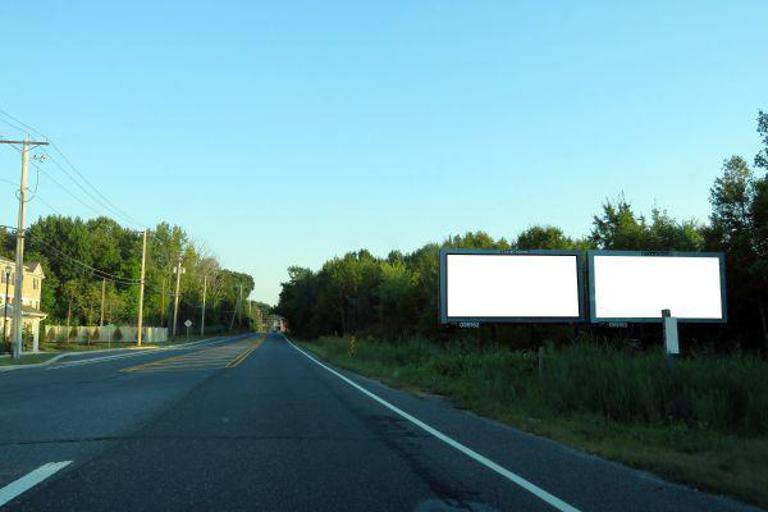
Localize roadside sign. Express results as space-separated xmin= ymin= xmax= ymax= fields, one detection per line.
xmin=184 ymin=320 xmax=193 ymax=328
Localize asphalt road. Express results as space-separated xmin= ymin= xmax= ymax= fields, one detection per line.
xmin=0 ymin=333 xmax=761 ymax=511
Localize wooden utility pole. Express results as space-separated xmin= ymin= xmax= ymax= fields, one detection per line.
xmin=229 ymin=283 xmax=240 ymax=331
xmin=238 ymin=284 xmax=243 ymax=327
xmin=0 ymin=137 xmax=49 ymax=358
xmin=100 ymin=278 xmax=106 ymax=327
xmin=136 ymin=229 xmax=148 ymax=346
xmin=172 ymin=254 xmax=183 ymax=338
xmin=200 ymin=274 xmax=207 ymax=337
xmin=66 ymin=302 xmax=71 ymax=343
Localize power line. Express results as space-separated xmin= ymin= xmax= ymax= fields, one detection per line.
xmin=0 ymin=108 xmax=46 ymax=138
xmin=3 ymin=142 xmax=104 ymax=217
xmin=43 ymin=149 xmax=147 ymax=228
xmin=0 ymin=115 xmax=29 ymax=136
xmin=47 ymin=145 xmax=147 ymax=228
xmin=0 ymin=108 xmax=148 ymax=228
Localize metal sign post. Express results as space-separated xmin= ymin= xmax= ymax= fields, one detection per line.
xmin=184 ymin=319 xmax=192 ymax=343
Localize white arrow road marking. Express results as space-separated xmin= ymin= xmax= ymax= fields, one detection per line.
xmin=289 ymin=340 xmax=581 ymax=512
xmin=0 ymin=461 xmax=73 ymax=507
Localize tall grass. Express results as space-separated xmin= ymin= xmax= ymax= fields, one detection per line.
xmin=310 ymin=336 xmax=768 ymax=436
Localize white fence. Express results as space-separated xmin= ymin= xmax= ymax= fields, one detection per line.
xmin=45 ymin=325 xmax=168 ymax=344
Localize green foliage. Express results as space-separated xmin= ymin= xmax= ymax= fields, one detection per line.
xmin=22 ymin=323 xmax=33 ymax=349
xmin=278 ymin=111 xmax=768 ymax=353
xmin=68 ymin=325 xmax=78 ymax=341
xmin=591 ymin=198 xmax=704 ymax=251
xmin=13 ymin=216 xmax=256 ymax=332
xmin=46 ymin=327 xmax=55 ymax=342
xmin=516 ymin=225 xmax=575 ymax=250
xmin=706 ymin=154 xmax=768 ymax=351
xmin=112 ymin=327 xmax=123 ymax=342
xmin=91 ymin=327 xmax=100 ymax=342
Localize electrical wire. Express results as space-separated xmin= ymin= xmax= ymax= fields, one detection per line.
xmin=0 ymin=114 xmax=29 ymax=135
xmin=3 ymin=142 xmax=104 ymax=217
xmin=0 ymin=108 xmax=148 ymax=229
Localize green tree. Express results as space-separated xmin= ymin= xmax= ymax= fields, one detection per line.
xmin=516 ymin=226 xmax=573 ymax=249
xmin=590 ymin=197 xmax=647 ymax=250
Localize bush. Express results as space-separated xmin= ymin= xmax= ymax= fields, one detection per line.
xmin=22 ymin=323 xmax=33 ymax=350
xmin=90 ymin=327 xmax=100 ymax=343
xmin=68 ymin=326 xmax=78 ymax=342
xmin=46 ymin=328 xmax=55 ymax=342
xmin=113 ymin=327 xmax=123 ymax=342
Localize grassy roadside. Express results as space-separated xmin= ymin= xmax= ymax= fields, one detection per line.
xmin=0 ymin=352 xmax=59 ymax=366
xmin=298 ymin=336 xmax=768 ymax=509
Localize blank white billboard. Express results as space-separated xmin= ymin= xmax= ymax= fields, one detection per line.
xmin=443 ymin=253 xmax=582 ymax=321
xmin=591 ymin=254 xmax=725 ymax=321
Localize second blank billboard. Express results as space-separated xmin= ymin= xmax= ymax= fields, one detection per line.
xmin=440 ymin=250 xmax=583 ymax=323
xmin=589 ymin=252 xmax=726 ymax=322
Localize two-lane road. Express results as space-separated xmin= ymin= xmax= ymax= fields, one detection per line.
xmin=0 ymin=334 xmax=760 ymax=511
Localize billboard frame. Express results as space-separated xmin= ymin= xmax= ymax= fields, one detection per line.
xmin=587 ymin=250 xmax=728 ymax=324
xmin=439 ymin=248 xmax=586 ymax=325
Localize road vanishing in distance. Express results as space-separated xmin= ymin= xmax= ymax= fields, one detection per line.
xmin=0 ymin=333 xmax=761 ymax=512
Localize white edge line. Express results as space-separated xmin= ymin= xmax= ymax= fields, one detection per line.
xmin=0 ymin=461 xmax=73 ymax=507
xmin=288 ymin=339 xmax=581 ymax=512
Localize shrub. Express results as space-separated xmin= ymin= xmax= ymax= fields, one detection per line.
xmin=91 ymin=327 xmax=100 ymax=343
xmin=113 ymin=327 xmax=123 ymax=342
xmin=68 ymin=325 xmax=78 ymax=342
xmin=46 ymin=328 xmax=56 ymax=342
xmin=22 ymin=323 xmax=33 ymax=350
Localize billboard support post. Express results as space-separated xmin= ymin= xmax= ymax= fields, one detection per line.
xmin=537 ymin=346 xmax=545 ymax=377
xmin=662 ymin=309 xmax=679 ymax=368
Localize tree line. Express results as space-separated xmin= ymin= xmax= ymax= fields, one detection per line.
xmin=277 ymin=111 xmax=768 ymax=353
xmin=0 ymin=217 xmax=269 ymax=334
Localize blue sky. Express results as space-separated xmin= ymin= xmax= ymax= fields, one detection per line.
xmin=0 ymin=1 xmax=766 ymax=304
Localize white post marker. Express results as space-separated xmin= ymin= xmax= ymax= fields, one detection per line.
xmin=287 ymin=338 xmax=581 ymax=512
xmin=662 ymin=309 xmax=679 ymax=355
xmin=0 ymin=461 xmax=72 ymax=507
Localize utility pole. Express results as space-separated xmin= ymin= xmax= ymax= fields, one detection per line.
xmin=172 ymin=254 xmax=184 ymax=338
xmin=0 ymin=137 xmax=49 ymax=358
xmin=136 ymin=230 xmax=148 ymax=346
xmin=238 ymin=283 xmax=243 ymax=327
xmin=229 ymin=283 xmax=240 ymax=331
xmin=100 ymin=278 xmax=106 ymax=327
xmin=160 ymin=277 xmax=166 ymax=327
xmin=200 ymin=274 xmax=207 ymax=337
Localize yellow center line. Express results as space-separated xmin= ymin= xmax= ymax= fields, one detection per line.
xmin=225 ymin=338 xmax=264 ymax=368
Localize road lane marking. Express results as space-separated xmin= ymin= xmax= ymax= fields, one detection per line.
xmin=47 ymin=336 xmax=239 ymax=371
xmin=225 ymin=339 xmax=263 ymax=368
xmin=0 ymin=461 xmax=73 ymax=507
xmin=120 ymin=336 xmax=263 ymax=373
xmin=288 ymin=340 xmax=581 ymax=512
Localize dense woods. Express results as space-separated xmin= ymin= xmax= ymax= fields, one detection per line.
xmin=278 ymin=111 xmax=768 ymax=353
xmin=0 ymin=218 xmax=267 ymax=332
